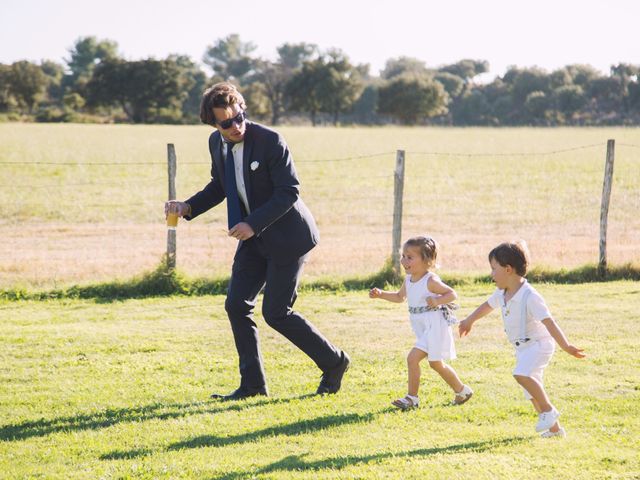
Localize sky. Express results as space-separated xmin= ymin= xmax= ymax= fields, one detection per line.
xmin=2 ymin=0 xmax=639 ymax=81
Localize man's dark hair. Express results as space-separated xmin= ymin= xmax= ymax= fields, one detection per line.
xmin=200 ymin=82 xmax=247 ymax=126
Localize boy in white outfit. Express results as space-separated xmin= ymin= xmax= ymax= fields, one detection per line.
xmin=459 ymin=241 xmax=585 ymax=437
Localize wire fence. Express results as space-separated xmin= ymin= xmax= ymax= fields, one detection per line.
xmin=2 ymin=139 xmax=639 ymax=289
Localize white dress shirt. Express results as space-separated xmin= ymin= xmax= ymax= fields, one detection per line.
xmin=225 ymin=141 xmax=250 ymax=213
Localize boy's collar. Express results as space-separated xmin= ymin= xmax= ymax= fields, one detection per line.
xmin=503 ymin=279 xmax=529 ymax=301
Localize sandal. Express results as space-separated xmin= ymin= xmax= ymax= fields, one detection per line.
xmin=392 ymin=395 xmax=419 ymax=410
xmin=452 ymin=384 xmax=473 ymax=405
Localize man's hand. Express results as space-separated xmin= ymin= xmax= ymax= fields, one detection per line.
xmin=165 ymin=200 xmax=190 ymax=217
xmin=228 ymin=222 xmax=255 ymax=241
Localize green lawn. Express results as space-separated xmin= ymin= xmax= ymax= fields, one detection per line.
xmin=1 ymin=281 xmax=638 ymax=479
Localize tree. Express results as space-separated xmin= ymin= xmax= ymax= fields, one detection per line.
xmin=628 ymin=81 xmax=640 ymax=112
xmin=63 ymin=92 xmax=85 ymax=111
xmin=249 ymin=59 xmax=288 ymax=124
xmin=563 ymin=64 xmax=601 ymax=87
xmin=610 ymin=63 xmax=639 ymax=80
xmin=452 ymin=90 xmax=493 ymax=125
xmin=610 ymin=63 xmax=640 ymax=113
xmin=0 ymin=64 xmax=13 ymax=111
xmin=549 ymin=68 xmax=573 ymax=89
xmin=66 ymin=36 xmax=119 ymax=95
xmin=555 ymin=85 xmax=586 ymax=121
xmin=40 ymin=60 xmax=65 ymax=106
xmin=85 ymin=59 xmax=126 ymax=113
xmin=87 ymin=58 xmax=184 ymax=123
xmin=524 ymin=91 xmax=550 ymax=123
xmin=439 ymin=59 xmax=489 ymax=82
xmin=246 ymin=43 xmax=318 ymax=125
xmin=434 ymin=72 xmax=465 ymax=99
xmin=504 ymin=67 xmax=551 ymax=106
xmin=203 ymin=34 xmax=257 ymax=82
xmin=242 ymin=80 xmax=271 ymax=121
xmin=492 ymin=95 xmax=515 ymax=124
xmin=286 ymin=59 xmax=326 ymax=125
xmin=381 ymin=57 xmax=428 ymax=80
xmin=8 ymin=61 xmax=47 ymax=113
xmin=351 ymin=83 xmax=380 ymax=124
xmin=317 ymin=50 xmax=364 ymax=125
xmin=286 ymin=51 xmax=364 ymax=125
xmin=167 ymin=55 xmax=208 ymax=122
xmin=479 ymin=79 xmax=512 ymax=124
xmin=587 ymin=76 xmax=624 ymax=113
xmin=277 ymin=42 xmax=318 ymax=69
xmin=378 ymin=74 xmax=448 ymax=124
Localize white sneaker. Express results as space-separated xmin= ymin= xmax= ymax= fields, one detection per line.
xmin=452 ymin=384 xmax=473 ymax=405
xmin=540 ymin=427 xmax=566 ymax=438
xmin=535 ymin=407 xmax=560 ymax=432
xmin=392 ymin=395 xmax=419 ymax=410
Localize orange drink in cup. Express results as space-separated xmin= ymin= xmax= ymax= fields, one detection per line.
xmin=167 ymin=208 xmax=179 ymax=230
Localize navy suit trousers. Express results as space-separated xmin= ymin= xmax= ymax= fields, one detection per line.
xmin=224 ymin=237 xmax=341 ymax=389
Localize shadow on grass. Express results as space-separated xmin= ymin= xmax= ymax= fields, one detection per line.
xmin=1 ymin=394 xmax=313 ymax=442
xmin=167 ymin=410 xmax=382 ymax=452
xmin=98 ymin=409 xmax=384 ymax=461
xmin=211 ymin=436 xmax=530 ymax=479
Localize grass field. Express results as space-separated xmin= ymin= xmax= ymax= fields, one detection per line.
xmin=1 ymin=124 xmax=639 ymax=289
xmin=2 ymin=124 xmax=638 ymax=479
xmin=1 ymin=281 xmax=639 ymax=479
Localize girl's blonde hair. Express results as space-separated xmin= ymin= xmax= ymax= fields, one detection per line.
xmin=404 ymin=235 xmax=439 ymax=269
xmin=489 ymin=240 xmax=530 ymax=276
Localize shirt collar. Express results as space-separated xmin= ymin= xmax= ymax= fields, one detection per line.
xmin=504 ymin=280 xmax=529 ymax=303
xmin=224 ymin=140 xmax=244 ymax=152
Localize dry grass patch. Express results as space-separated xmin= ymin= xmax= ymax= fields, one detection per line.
xmin=2 ymin=124 xmax=639 ymax=288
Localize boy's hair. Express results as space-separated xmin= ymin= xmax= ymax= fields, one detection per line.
xmin=404 ymin=235 xmax=439 ymax=269
xmin=200 ymin=82 xmax=247 ymax=126
xmin=489 ymin=241 xmax=530 ymax=276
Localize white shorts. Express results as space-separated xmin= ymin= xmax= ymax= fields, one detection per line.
xmin=411 ymin=312 xmax=456 ymax=361
xmin=512 ymin=337 xmax=555 ymax=400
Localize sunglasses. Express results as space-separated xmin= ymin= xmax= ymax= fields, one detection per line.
xmin=216 ymin=111 xmax=246 ymax=129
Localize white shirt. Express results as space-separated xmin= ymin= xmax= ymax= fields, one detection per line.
xmin=487 ymin=281 xmax=552 ymax=344
xmin=226 ymin=142 xmax=250 ymax=214
xmin=406 ymin=272 xmax=437 ymax=310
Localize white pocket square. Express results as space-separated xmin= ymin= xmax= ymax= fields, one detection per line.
xmin=250 ymin=161 xmax=259 ymax=171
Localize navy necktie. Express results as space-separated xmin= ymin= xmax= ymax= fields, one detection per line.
xmin=224 ymin=143 xmax=243 ymax=229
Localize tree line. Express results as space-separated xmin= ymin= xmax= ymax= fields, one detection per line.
xmin=1 ymin=34 xmax=639 ymax=126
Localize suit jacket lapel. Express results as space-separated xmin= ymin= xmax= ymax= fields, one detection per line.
xmin=212 ymin=133 xmax=226 ymax=189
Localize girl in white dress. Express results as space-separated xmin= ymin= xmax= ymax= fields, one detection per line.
xmin=459 ymin=241 xmax=585 ymax=437
xmin=370 ymin=235 xmax=473 ymax=410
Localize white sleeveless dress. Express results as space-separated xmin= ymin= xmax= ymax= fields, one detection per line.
xmin=405 ymin=272 xmax=457 ymax=360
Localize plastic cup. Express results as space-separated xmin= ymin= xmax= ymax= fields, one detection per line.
xmin=167 ymin=212 xmax=179 ymax=230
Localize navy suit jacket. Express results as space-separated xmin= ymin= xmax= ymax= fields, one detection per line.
xmin=185 ymin=121 xmax=319 ymax=263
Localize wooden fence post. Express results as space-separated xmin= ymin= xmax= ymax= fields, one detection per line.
xmin=598 ymin=139 xmax=615 ymax=277
xmin=392 ymin=150 xmax=405 ymax=275
xmin=167 ymin=144 xmax=177 ymax=270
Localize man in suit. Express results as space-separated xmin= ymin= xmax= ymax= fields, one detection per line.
xmin=165 ymin=82 xmax=349 ymax=400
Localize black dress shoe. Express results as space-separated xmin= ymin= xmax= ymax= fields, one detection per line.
xmin=210 ymin=386 xmax=268 ymax=401
xmin=316 ymin=351 xmax=350 ymax=394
